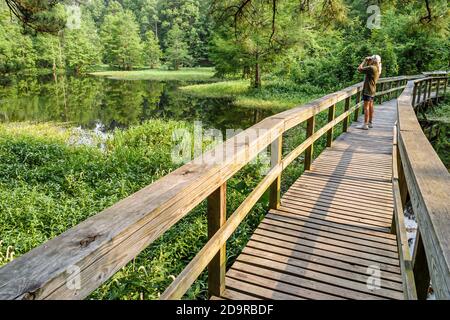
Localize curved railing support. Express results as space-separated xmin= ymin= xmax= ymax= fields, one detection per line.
xmin=394 ymin=75 xmax=450 ymax=299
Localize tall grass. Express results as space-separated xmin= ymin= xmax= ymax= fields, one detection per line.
xmin=90 ymin=68 xmax=217 ymax=82
xmin=180 ymin=79 xmax=325 ymax=110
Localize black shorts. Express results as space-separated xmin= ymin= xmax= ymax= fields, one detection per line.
xmin=362 ymin=94 xmax=374 ymax=101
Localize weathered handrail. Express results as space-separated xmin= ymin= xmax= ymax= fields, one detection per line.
xmin=0 ymin=75 xmax=417 ymax=300
xmin=393 ymin=74 xmax=450 ymax=299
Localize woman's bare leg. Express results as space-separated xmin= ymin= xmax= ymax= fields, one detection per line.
xmin=364 ymin=100 xmax=370 ymax=124
xmin=369 ymin=100 xmax=375 ymax=123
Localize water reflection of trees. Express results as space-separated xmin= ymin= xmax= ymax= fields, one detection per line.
xmin=0 ymin=75 xmax=275 ymax=132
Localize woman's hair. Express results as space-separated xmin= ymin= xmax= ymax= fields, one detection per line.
xmin=371 ymin=55 xmax=382 ymax=76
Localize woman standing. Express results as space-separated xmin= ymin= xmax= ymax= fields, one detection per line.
xmin=357 ymin=55 xmax=382 ymax=130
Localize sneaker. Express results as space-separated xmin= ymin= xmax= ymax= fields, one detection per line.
xmin=368 ymin=122 xmax=373 ymax=128
xmin=358 ymin=123 xmax=369 ymax=130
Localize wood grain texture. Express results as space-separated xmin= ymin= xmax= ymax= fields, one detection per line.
xmin=397 ymin=79 xmax=450 ymax=299
xmin=221 ymin=99 xmax=407 ymax=300
xmin=207 ymin=183 xmax=227 ymax=297
xmin=269 ymin=135 xmax=282 ymax=210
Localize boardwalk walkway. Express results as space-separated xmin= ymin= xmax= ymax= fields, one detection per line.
xmin=220 ymin=100 xmax=405 ymax=300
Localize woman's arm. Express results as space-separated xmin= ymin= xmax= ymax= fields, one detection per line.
xmin=358 ymin=57 xmax=370 ymax=72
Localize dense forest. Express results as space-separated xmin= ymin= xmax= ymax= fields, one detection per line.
xmin=1 ymin=0 xmax=449 ymax=88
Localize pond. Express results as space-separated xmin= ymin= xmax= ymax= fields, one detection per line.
xmin=0 ymin=74 xmax=275 ymax=133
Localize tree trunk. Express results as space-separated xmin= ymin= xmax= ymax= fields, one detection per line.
xmin=254 ymin=62 xmax=261 ymax=88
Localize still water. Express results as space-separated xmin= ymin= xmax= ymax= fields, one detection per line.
xmin=0 ymin=75 xmax=274 ymax=132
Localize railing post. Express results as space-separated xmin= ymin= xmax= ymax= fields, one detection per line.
xmin=412 ymin=231 xmax=431 ymax=300
xmin=343 ymin=97 xmax=350 ymax=132
xmin=388 ymin=81 xmax=393 ymax=100
xmin=416 ymin=81 xmax=422 ymax=106
xmin=378 ymin=82 xmax=385 ymax=104
xmin=391 ymin=81 xmax=398 ymax=99
xmin=396 ymin=80 xmax=402 ymax=98
xmin=391 ymin=81 xmax=395 ymax=99
xmin=269 ymin=135 xmax=282 ymax=210
xmin=391 ymin=124 xmax=408 ymax=233
xmin=326 ymin=104 xmax=336 ymax=147
xmin=423 ymin=79 xmax=428 ymax=102
xmin=427 ymin=79 xmax=432 ymax=102
xmin=412 ymin=83 xmax=417 ymax=107
xmin=354 ymin=90 xmax=361 ymax=122
xmin=304 ymin=115 xmax=315 ymax=171
xmin=427 ymin=78 xmax=433 ymax=106
xmin=444 ymin=77 xmax=448 ymax=97
xmin=435 ymin=79 xmax=440 ymax=103
xmin=207 ymin=182 xmax=227 ymax=298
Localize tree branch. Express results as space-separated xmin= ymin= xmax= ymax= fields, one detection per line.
xmin=420 ymin=0 xmax=433 ymax=23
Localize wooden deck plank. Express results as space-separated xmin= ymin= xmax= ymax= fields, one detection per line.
xmin=228 ymin=266 xmax=349 ymax=300
xmin=285 ymin=186 xmax=393 ymax=210
xmin=234 ymin=256 xmax=403 ymax=299
xmin=254 ymin=228 xmax=400 ymax=265
xmin=250 ymin=234 xmax=402 ymax=274
xmin=282 ymin=193 xmax=393 ymax=218
xmin=268 ymin=209 xmax=397 ymax=241
xmin=244 ymin=240 xmax=403 ymax=282
xmin=265 ymin=212 xmax=397 ymax=246
xmin=262 ymin=216 xmax=398 ymax=251
xmin=273 ymin=206 xmax=392 ymax=233
xmin=221 ymin=100 xmax=404 ymax=300
xmin=279 ymin=201 xmax=393 ymax=228
xmin=258 ymin=221 xmax=399 ymax=257
xmin=241 ymin=247 xmax=403 ymax=291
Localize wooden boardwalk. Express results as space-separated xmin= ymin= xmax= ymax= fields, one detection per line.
xmin=220 ymin=100 xmax=405 ymax=300
xmin=2 ymin=76 xmax=448 ymax=300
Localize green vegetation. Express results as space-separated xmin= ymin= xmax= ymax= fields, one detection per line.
xmin=144 ymin=30 xmax=163 ymax=69
xmin=100 ymin=3 xmax=144 ymax=70
xmin=165 ymin=24 xmax=192 ymax=70
xmin=422 ymin=94 xmax=450 ymax=169
xmin=1 ymin=0 xmax=213 ymax=74
xmin=0 ymin=120 xmax=267 ymax=299
xmin=90 ymin=67 xmax=216 ymax=81
xmin=180 ymin=79 xmax=323 ymax=109
xmin=425 ymin=96 xmax=450 ymax=123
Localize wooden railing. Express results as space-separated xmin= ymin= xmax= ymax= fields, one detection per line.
xmin=392 ymin=74 xmax=450 ymax=300
xmin=0 ymin=75 xmax=420 ymax=300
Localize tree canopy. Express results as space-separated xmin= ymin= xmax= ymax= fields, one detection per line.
xmin=0 ymin=0 xmax=448 ymax=81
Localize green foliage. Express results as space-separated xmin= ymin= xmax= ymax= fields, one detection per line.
xmin=210 ymin=0 xmax=302 ymax=88
xmin=32 ymin=33 xmax=60 ymax=70
xmin=144 ymin=30 xmax=162 ymax=69
xmin=64 ymin=15 xmax=102 ymax=74
xmin=422 ymin=94 xmax=450 ymax=169
xmin=100 ymin=3 xmax=144 ymax=70
xmin=164 ymin=24 xmax=192 ymax=70
xmin=0 ymin=4 xmax=36 ymax=73
xmin=0 ymin=120 xmax=270 ymax=299
xmin=158 ymin=0 xmax=210 ymax=63
xmin=91 ymin=67 xmax=215 ymax=81
xmin=4 ymin=0 xmax=67 ymax=33
xmin=180 ymin=79 xmax=322 ymax=109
